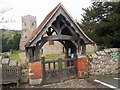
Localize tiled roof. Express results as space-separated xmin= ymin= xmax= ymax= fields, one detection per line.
xmin=23 ymin=3 xmax=93 ymax=47
xmin=22 ymin=3 xmax=61 ymax=47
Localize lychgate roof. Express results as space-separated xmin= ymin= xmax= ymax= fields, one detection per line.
xmin=24 ymin=3 xmax=93 ymax=47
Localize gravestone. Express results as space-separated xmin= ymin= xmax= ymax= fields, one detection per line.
xmin=2 ymin=58 xmax=10 ymax=67
xmin=9 ymin=60 xmax=18 ymax=66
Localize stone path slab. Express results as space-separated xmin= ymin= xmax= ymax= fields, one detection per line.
xmin=21 ymin=79 xmax=96 ymax=88
xmin=18 ymin=52 xmax=26 ymax=63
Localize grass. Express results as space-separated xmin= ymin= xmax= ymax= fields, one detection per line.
xmin=10 ymin=51 xmax=24 ymax=63
xmin=86 ymin=52 xmax=93 ymax=56
xmin=10 ymin=50 xmax=64 ymax=64
xmin=45 ymin=54 xmax=60 ymax=61
xmin=55 ymin=62 xmax=65 ymax=69
xmin=40 ymin=52 xmax=61 ymax=61
xmin=40 ymin=52 xmax=43 ymax=57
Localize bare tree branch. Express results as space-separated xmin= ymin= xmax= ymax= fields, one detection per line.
xmin=0 ymin=8 xmax=15 ymax=23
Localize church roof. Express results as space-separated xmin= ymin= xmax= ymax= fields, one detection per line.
xmin=23 ymin=3 xmax=93 ymax=47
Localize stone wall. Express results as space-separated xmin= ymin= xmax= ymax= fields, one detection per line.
xmin=86 ymin=44 xmax=98 ymax=52
xmin=43 ymin=41 xmax=63 ymax=55
xmin=88 ymin=48 xmax=120 ymax=75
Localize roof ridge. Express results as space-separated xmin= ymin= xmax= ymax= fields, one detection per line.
xmin=24 ymin=3 xmax=93 ymax=47
xmin=60 ymin=4 xmax=93 ymax=42
xmin=24 ymin=3 xmax=61 ymax=46
xmin=29 ymin=3 xmax=61 ymax=43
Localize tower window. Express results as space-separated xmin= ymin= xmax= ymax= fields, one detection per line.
xmin=49 ymin=41 xmax=54 ymax=45
xmin=32 ymin=22 xmax=34 ymax=26
xmin=24 ymin=22 xmax=26 ymax=26
xmin=25 ymin=35 xmax=27 ymax=38
xmin=24 ymin=29 xmax=26 ymax=32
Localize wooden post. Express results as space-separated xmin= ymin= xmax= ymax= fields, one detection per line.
xmin=25 ymin=48 xmax=29 ymax=62
xmin=53 ymin=62 xmax=56 ymax=69
xmin=48 ymin=62 xmax=50 ymax=70
xmin=41 ymin=57 xmax=45 ymax=84
xmin=28 ymin=48 xmax=34 ymax=61
xmin=65 ymin=61 xmax=67 ymax=68
xmin=35 ymin=46 xmax=40 ymax=60
xmin=84 ymin=44 xmax=86 ymax=55
xmin=74 ymin=58 xmax=77 ymax=76
xmin=82 ymin=44 xmax=86 ymax=55
xmin=58 ymin=58 xmax=62 ymax=80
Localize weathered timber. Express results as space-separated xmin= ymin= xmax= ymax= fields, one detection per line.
xmin=2 ymin=66 xmax=21 ymax=87
xmin=41 ymin=57 xmax=77 ymax=84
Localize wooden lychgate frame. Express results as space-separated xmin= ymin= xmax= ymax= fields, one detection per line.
xmin=24 ymin=3 xmax=93 ymax=84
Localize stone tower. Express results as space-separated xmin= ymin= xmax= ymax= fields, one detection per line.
xmin=20 ymin=15 xmax=37 ymax=50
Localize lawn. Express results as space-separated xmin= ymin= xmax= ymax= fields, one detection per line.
xmin=10 ymin=51 xmax=63 ymax=64
xmin=40 ymin=52 xmax=61 ymax=61
xmin=86 ymin=52 xmax=93 ymax=56
xmin=10 ymin=51 xmax=92 ymax=64
xmin=10 ymin=51 xmax=24 ymax=63
xmin=40 ymin=52 xmax=43 ymax=57
xmin=45 ymin=54 xmax=60 ymax=61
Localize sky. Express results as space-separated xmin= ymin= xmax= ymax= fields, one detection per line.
xmin=0 ymin=0 xmax=92 ymax=30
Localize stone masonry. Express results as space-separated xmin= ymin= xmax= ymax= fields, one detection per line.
xmin=88 ymin=48 xmax=120 ymax=75
xmin=20 ymin=15 xmax=37 ymax=50
xmin=43 ymin=41 xmax=63 ymax=55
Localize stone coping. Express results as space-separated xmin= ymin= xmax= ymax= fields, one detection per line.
xmin=78 ymin=55 xmax=87 ymax=58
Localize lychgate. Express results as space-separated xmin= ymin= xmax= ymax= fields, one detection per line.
xmin=23 ymin=3 xmax=93 ymax=85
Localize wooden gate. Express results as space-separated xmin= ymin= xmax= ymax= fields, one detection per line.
xmin=41 ymin=57 xmax=77 ymax=84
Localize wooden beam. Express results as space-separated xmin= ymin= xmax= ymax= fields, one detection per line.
xmin=41 ymin=35 xmax=78 ymax=42
xmin=50 ymin=26 xmax=59 ymax=34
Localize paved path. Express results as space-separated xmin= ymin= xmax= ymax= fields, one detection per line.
xmin=88 ymin=75 xmax=120 ymax=89
xmin=55 ymin=54 xmax=65 ymax=60
xmin=45 ymin=54 xmax=65 ymax=70
xmin=18 ymin=52 xmax=26 ymax=63
xmin=21 ymin=79 xmax=96 ymax=88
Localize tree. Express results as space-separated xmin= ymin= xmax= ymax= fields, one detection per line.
xmin=2 ymin=33 xmax=21 ymax=52
xmin=12 ymin=34 xmax=21 ymax=50
xmin=80 ymin=2 xmax=120 ymax=48
xmin=2 ymin=37 xmax=9 ymax=52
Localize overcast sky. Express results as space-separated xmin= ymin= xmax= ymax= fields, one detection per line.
xmin=0 ymin=0 xmax=92 ymax=30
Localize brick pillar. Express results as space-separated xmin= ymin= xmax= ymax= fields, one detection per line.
xmin=77 ymin=57 xmax=88 ymax=78
xmin=29 ymin=62 xmax=42 ymax=85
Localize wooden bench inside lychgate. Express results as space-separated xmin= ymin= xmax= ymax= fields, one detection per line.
xmin=41 ymin=57 xmax=77 ymax=84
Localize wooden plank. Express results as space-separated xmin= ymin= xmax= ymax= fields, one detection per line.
xmin=65 ymin=61 xmax=67 ymax=68
xmin=69 ymin=61 xmax=71 ymax=66
xmin=62 ymin=58 xmax=76 ymax=61
xmin=42 ymin=57 xmax=77 ymax=84
xmin=43 ymin=60 xmax=58 ymax=64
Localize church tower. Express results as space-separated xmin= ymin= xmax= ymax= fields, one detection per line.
xmin=20 ymin=15 xmax=37 ymax=50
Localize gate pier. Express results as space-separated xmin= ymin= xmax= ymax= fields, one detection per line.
xmin=29 ymin=62 xmax=42 ymax=85
xmin=77 ymin=56 xmax=88 ymax=78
